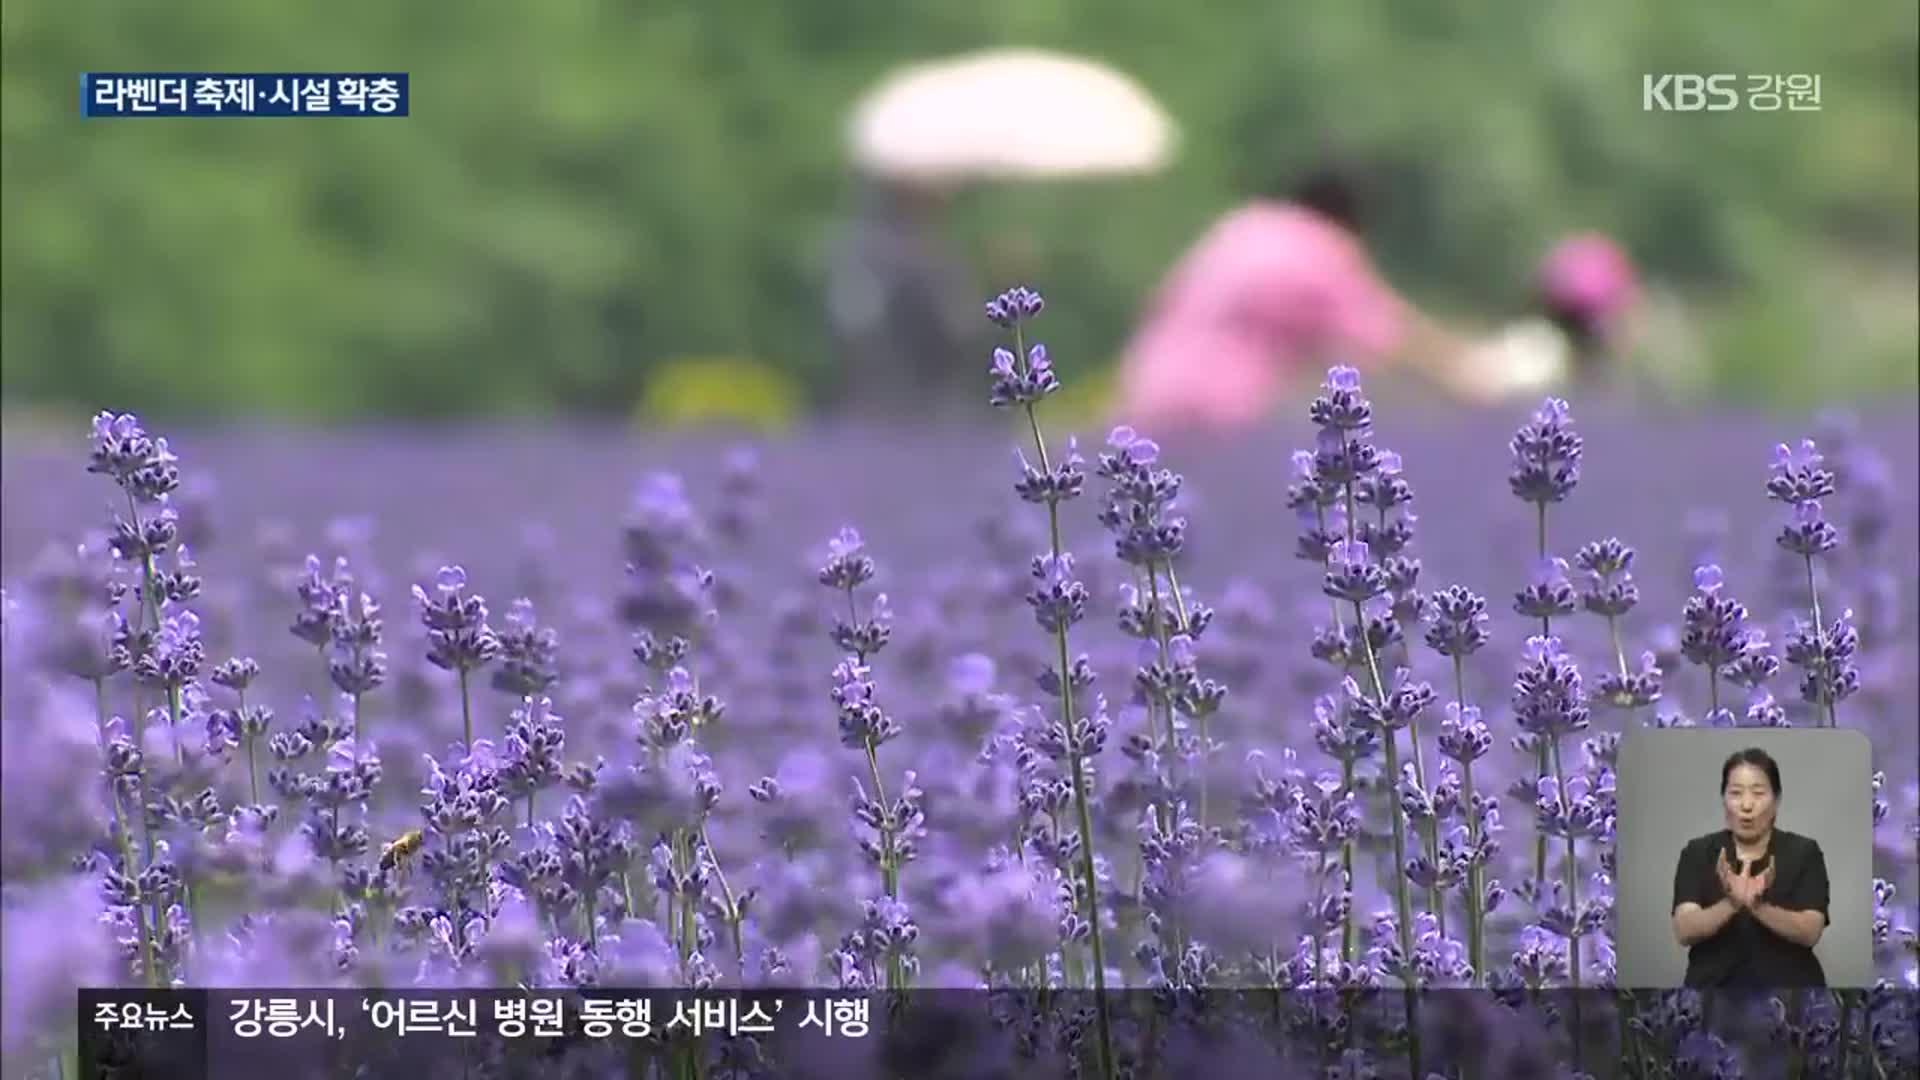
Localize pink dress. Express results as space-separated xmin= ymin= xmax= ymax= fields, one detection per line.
xmin=1114 ymin=202 xmax=1407 ymax=431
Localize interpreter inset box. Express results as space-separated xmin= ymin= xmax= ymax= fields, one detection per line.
xmin=1614 ymin=728 xmax=1872 ymax=989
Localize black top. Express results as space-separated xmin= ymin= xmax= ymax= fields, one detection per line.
xmin=1672 ymin=828 xmax=1830 ymax=988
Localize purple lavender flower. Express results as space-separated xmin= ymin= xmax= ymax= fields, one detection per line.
xmin=1324 ymin=540 xmax=1386 ymax=605
xmin=87 ymin=412 xmax=180 ymax=504
xmin=1767 ymin=439 xmax=1837 ymax=505
xmin=546 ymin=794 xmax=635 ymax=951
xmin=134 ymin=609 xmax=204 ymax=691
xmin=1511 ymin=637 xmax=1590 ymax=741
xmin=1309 ymin=422 xmax=1379 ymax=488
xmin=634 ymin=666 xmax=723 ymax=749
xmin=1514 ymin=556 xmax=1578 ymax=622
xmin=400 ymin=747 xmax=512 ymax=962
xmin=987 ymin=344 xmax=1058 ymax=408
xmin=1027 ymin=554 xmax=1089 ymax=636
xmin=291 ymin=554 xmax=347 ymax=648
xmin=490 ymin=597 xmax=557 ymax=699
xmin=1499 ymin=924 xmax=1571 ymax=989
xmin=984 ymin=285 xmax=1044 ymax=327
xmin=1438 ymin=703 xmax=1492 ymax=764
xmin=1311 ymin=692 xmax=1381 ymax=766
xmin=1574 ymin=538 xmax=1639 ymax=615
xmin=1095 ymin=426 xmax=1187 ymax=567
xmin=1761 ymin=440 xmax=1857 ymax=727
xmin=1783 ymin=608 xmax=1861 ymax=711
xmin=1778 ymin=499 xmax=1841 ymax=557
xmin=816 ymin=526 xmax=875 ymax=593
xmin=830 ymin=658 xmax=900 ymax=751
xmin=1679 ymin=564 xmax=1753 ymax=713
xmin=412 ymin=565 xmax=499 ymax=749
xmin=1013 ymin=438 xmax=1086 ymax=507
xmin=1507 ymin=398 xmax=1583 ymax=507
xmin=327 ymin=587 xmax=388 ymax=737
xmin=1595 ymin=650 xmax=1664 ymax=711
xmin=499 ymin=695 xmax=567 ymax=826
xmin=1307 ymin=366 xmax=1372 ymax=433
xmin=1424 ymin=585 xmax=1490 ymax=659
xmin=1721 ymin=629 xmax=1780 ymax=689
xmin=14 ymin=284 xmax=1915 ymax=1025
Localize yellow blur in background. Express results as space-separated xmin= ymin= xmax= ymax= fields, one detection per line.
xmin=638 ymin=357 xmax=804 ymax=434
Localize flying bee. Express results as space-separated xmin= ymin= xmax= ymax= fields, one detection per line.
xmin=379 ymin=829 xmax=425 ymax=879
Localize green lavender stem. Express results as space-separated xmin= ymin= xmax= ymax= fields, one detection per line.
xmin=1147 ymin=565 xmax=1185 ymax=960
xmin=1354 ymin=595 xmax=1421 ymax=1080
xmin=1146 ymin=568 xmax=1176 ymax=833
xmin=1340 ymin=759 xmax=1356 ymax=964
xmin=1346 ymin=482 xmax=1420 ymax=1080
xmin=1324 ymin=504 xmax=1358 ymax=966
xmin=327 ymin=809 xmax=342 ymax=917
xmin=1380 ymin=505 xmax=1442 ymax=932
xmin=1533 ymin=503 xmax=1550 ymax=890
xmin=1605 ymin=616 xmax=1629 ymax=682
xmin=1018 ymin=345 xmax=1113 ymax=1080
xmin=843 ymin=594 xmax=904 ymax=988
xmin=167 ymin=683 xmax=200 ymax=956
xmin=860 ymin=737 xmax=906 ymax=991
xmin=458 ymin=668 xmax=474 ymax=750
xmin=1605 ymin=618 xmax=1643 ymax=1066
xmin=112 ymin=783 xmax=157 ymax=988
xmin=1834 ymin=990 xmax=1854 ymax=1080
xmin=1411 ymin=721 xmax=1441 ymax=936
xmin=1163 ymin=563 xmax=1205 ymax=824
xmin=1619 ymin=994 xmax=1643 ymax=1078
xmin=858 ymin=743 xmax=892 ymax=899
xmin=93 ymin=677 xmax=120 ymax=848
xmin=1804 ymin=554 xmax=1839 ymax=727
xmin=677 ymin=831 xmax=696 ymax=977
xmin=126 ymin=486 xmax=172 ymax=927
xmin=1530 ymin=502 xmax=1583 ymax=1068
xmin=133 ymin=768 xmax=158 ymax=986
xmin=583 ymin=870 xmax=597 ymax=949
xmin=314 ymin=642 xmax=329 ymax=722
xmin=1550 ymin=736 xmax=1584 ymax=1077
xmin=700 ymin=823 xmax=748 ymax=982
xmin=1454 ymin=655 xmax=1484 ymax=986
xmin=1462 ymin=756 xmax=1481 ymax=984
xmin=240 ymin=687 xmax=260 ymax=806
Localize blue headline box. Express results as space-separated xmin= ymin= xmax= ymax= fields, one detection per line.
xmin=81 ymin=73 xmax=409 ymax=118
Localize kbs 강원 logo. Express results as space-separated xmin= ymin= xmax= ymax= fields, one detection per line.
xmin=1642 ymin=74 xmax=1740 ymax=112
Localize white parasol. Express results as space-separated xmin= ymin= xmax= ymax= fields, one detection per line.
xmin=848 ymin=48 xmax=1177 ymax=181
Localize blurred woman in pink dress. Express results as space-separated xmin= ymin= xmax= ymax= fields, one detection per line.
xmin=1112 ymin=166 xmax=1640 ymax=432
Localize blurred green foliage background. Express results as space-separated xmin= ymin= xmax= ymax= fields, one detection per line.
xmin=3 ymin=0 xmax=1915 ymax=422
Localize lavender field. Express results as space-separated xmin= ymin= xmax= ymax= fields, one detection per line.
xmin=2 ymin=291 xmax=1917 ymax=1078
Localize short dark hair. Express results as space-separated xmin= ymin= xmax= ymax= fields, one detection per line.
xmin=1721 ymin=747 xmax=1782 ymax=796
xmin=1285 ymin=162 xmax=1370 ymax=234
xmin=1540 ymin=298 xmax=1610 ymax=381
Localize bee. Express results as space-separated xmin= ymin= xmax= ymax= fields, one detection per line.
xmin=378 ymin=829 xmax=425 ymax=879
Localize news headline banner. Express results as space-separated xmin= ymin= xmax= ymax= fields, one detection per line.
xmin=80 ymin=74 xmax=409 ymax=117
xmin=76 ymin=987 xmax=1916 ymax=1080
